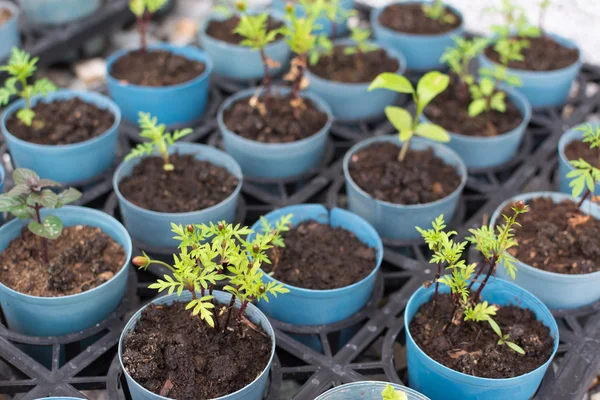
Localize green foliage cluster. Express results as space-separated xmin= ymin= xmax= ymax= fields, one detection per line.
xmin=421 ymin=0 xmax=456 ymax=24
xmin=322 ymin=0 xmax=356 ymax=37
xmin=381 ymin=383 xmax=407 ymax=400
xmin=129 ymin=0 xmax=168 ymax=50
xmin=309 ymin=27 xmax=377 ymax=69
xmin=344 ymin=27 xmax=378 ymax=56
xmin=567 ymin=124 xmax=600 ymax=202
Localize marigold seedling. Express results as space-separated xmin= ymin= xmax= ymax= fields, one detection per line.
xmin=468 ymin=77 xmax=506 ymax=117
xmin=381 ymin=383 xmax=408 ymax=400
xmin=464 ymin=301 xmax=525 ymax=354
xmin=322 ymin=0 xmax=357 ymax=38
xmin=440 ymin=37 xmax=489 ymax=87
xmin=308 ymin=34 xmax=334 ymax=66
xmin=567 ymin=124 xmax=600 ymax=209
xmin=421 ymin=0 xmax=456 ymax=24
xmin=129 ymin=0 xmax=168 ymax=51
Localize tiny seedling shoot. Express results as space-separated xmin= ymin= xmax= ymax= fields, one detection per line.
xmin=343 ymin=27 xmax=378 ymax=70
xmin=129 ymin=0 xmax=168 ymax=51
xmin=381 ymin=384 xmax=407 ymax=400
xmin=368 ymin=71 xmax=450 ymax=161
xmin=0 ymin=169 xmax=81 ymax=264
xmin=0 ymin=48 xmax=57 ymax=127
xmin=567 ymin=124 xmax=600 ymax=209
xmin=322 ymin=0 xmax=357 ymax=39
xmin=125 ymin=112 xmax=192 ymax=171
xmin=421 ymin=0 xmax=456 ymax=25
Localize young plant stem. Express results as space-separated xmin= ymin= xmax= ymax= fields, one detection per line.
xmin=330 ymin=23 xmax=337 ymax=40
xmin=577 ymin=189 xmax=591 ymax=210
xmin=138 ymin=11 xmax=150 ymax=52
xmin=467 ymin=259 xmax=487 ymax=292
xmin=291 ymin=54 xmax=307 ymax=111
xmin=259 ymin=48 xmax=272 ymax=96
xmin=33 ymin=204 xmax=49 ymax=264
xmin=471 ymin=254 xmax=498 ymax=302
xmin=432 ymin=261 xmax=441 ymax=316
xmin=223 ymin=291 xmax=238 ymax=333
xmin=237 ymin=299 xmax=252 ymax=319
xmin=398 ymin=139 xmax=410 ymax=162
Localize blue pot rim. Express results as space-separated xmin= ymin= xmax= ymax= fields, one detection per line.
xmin=217 ymin=86 xmax=334 ymax=149
xmin=558 ymin=122 xmax=597 ymax=174
xmin=106 ymin=43 xmax=214 ymax=91
xmin=342 ymin=135 xmax=468 ymax=209
xmin=0 ymin=163 xmax=5 ymax=188
xmin=118 ymin=290 xmax=276 ymax=400
xmin=251 ymin=204 xmax=384 ymax=295
xmin=113 ymin=142 xmax=243 ymax=217
xmin=490 ymin=191 xmax=600 ymax=281
xmin=371 ymin=0 xmax=464 ymax=39
xmin=314 ymin=381 xmax=430 ymax=400
xmin=1 ymin=89 xmax=122 ymax=151
xmin=0 ymin=205 xmax=132 ymax=302
xmin=405 ymin=277 xmax=559 ymax=384
xmin=0 ymin=1 xmax=20 ymax=23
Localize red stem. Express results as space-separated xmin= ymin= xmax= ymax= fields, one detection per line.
xmin=471 ymin=255 xmax=498 ymax=302
xmin=577 ymin=189 xmax=591 ymax=210
xmin=237 ymin=299 xmax=250 ymax=319
xmin=34 ymin=204 xmax=49 ymax=264
xmin=330 ymin=22 xmax=337 ymax=39
xmin=432 ymin=262 xmax=441 ymax=316
xmin=259 ymin=48 xmax=272 ymax=96
xmin=467 ymin=260 xmax=488 ymax=292
xmin=223 ymin=293 xmax=237 ymax=333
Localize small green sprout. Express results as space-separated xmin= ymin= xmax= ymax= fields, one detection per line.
xmin=129 ymin=0 xmax=168 ymax=51
xmin=479 ymin=65 xmax=522 ymax=88
xmin=344 ymin=27 xmax=378 ymax=56
xmin=368 ymin=71 xmax=450 ymax=161
xmin=421 ymin=0 xmax=456 ymax=24
xmin=381 ymin=384 xmax=408 ymax=400
xmin=0 ymin=48 xmax=57 ymax=127
xmin=0 ymin=169 xmax=81 ymax=264
xmin=567 ymin=124 xmax=600 ymax=209
xmin=440 ymin=37 xmax=489 ymax=87
xmin=468 ymin=78 xmax=506 ymax=117
xmin=309 ymin=34 xmax=334 ymax=66
xmin=321 ymin=0 xmax=357 ymax=38
xmin=125 ymin=112 xmax=192 ymax=171
xmin=464 ymin=301 xmax=525 ymax=354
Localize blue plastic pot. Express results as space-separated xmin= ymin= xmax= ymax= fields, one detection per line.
xmin=218 ymin=86 xmax=333 ymax=179
xmin=0 ymin=206 xmax=132 ymax=336
xmin=106 ymin=43 xmax=212 ymax=126
xmin=119 ymin=290 xmax=275 ymax=400
xmin=1 ymin=89 xmax=121 ymax=185
xmin=558 ymin=122 xmax=600 ymax=196
xmin=315 ymin=381 xmax=430 ymax=400
xmin=371 ymin=1 xmax=464 ymax=71
xmin=113 ymin=142 xmax=242 ymax=249
xmin=249 ymin=204 xmax=383 ymax=325
xmin=19 ymin=0 xmax=100 ymax=25
xmin=479 ymin=34 xmax=581 ymax=108
xmin=199 ymin=13 xmax=290 ymax=81
xmin=0 ymin=1 xmax=20 ymax=61
xmin=343 ymin=135 xmax=467 ymax=241
xmin=38 ymin=398 xmax=83 ymax=400
xmin=405 ymin=277 xmax=558 ymax=400
xmin=271 ymin=0 xmax=353 ymax=37
xmin=306 ymin=40 xmax=407 ymax=121
xmin=492 ymin=191 xmax=600 ymax=309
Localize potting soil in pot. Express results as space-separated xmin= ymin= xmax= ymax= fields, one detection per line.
xmin=5 ymin=98 xmax=115 ymax=145
xmin=205 ymin=15 xmax=284 ymax=44
xmin=0 ymin=7 xmax=12 ymax=25
xmin=122 ymin=301 xmax=271 ymax=400
xmin=378 ymin=3 xmax=461 ymax=35
xmin=0 ymin=226 xmax=125 ymax=296
xmin=565 ymin=140 xmax=600 ymax=167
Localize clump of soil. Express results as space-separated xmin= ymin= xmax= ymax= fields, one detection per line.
xmin=6 ymin=98 xmax=115 ymax=145
xmin=119 ymin=154 xmax=239 ymax=213
xmin=205 ymin=15 xmax=283 ymax=45
xmin=308 ymin=46 xmax=399 ymax=83
xmin=262 ymin=221 xmax=376 ymax=290
xmin=0 ymin=7 xmax=12 ymax=25
xmin=564 ymin=139 xmax=600 ymax=167
xmin=0 ymin=226 xmax=126 ymax=297
xmin=348 ymin=142 xmax=462 ymax=205
xmin=502 ymin=197 xmax=600 ymax=274
xmin=110 ymin=50 xmax=206 ymax=87
xmin=425 ymin=77 xmax=523 ymax=137
xmin=378 ymin=3 xmax=461 ymax=35
xmin=122 ymin=301 xmax=271 ymax=400
xmin=410 ymin=294 xmax=554 ymax=378
xmin=484 ymin=36 xmax=579 ymax=71
xmin=222 ymin=94 xmax=328 ymax=143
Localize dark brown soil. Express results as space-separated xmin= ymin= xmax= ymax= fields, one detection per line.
xmin=6 ymin=98 xmax=115 ymax=145
xmin=0 ymin=226 xmax=125 ymax=297
xmin=122 ymin=301 xmax=271 ymax=400
xmin=485 ymin=36 xmax=579 ymax=71
xmin=348 ymin=142 xmax=462 ymax=205
xmin=565 ymin=139 xmax=600 ymax=167
xmin=378 ymin=3 xmax=461 ymax=35
xmin=0 ymin=7 xmax=12 ymax=25
xmin=308 ymin=46 xmax=399 ymax=83
xmin=425 ymin=77 xmax=523 ymax=137
xmin=205 ymin=15 xmax=283 ymax=45
xmin=119 ymin=154 xmax=239 ymax=213
xmin=110 ymin=50 xmax=206 ymax=87
xmin=262 ymin=221 xmax=376 ymax=290
xmin=223 ymin=94 xmax=329 ymax=143
xmin=503 ymin=197 xmax=600 ymax=274
xmin=410 ymin=294 xmax=554 ymax=378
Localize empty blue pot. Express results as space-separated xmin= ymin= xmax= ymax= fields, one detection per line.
xmin=315 ymin=381 xmax=430 ymax=400
xmin=0 ymin=206 xmax=132 ymax=336
xmin=558 ymin=122 xmax=600 ymax=196
xmin=199 ymin=13 xmax=290 ymax=81
xmin=249 ymin=204 xmax=383 ymax=325
xmin=0 ymin=1 xmax=20 ymax=61
xmin=343 ymin=135 xmax=467 ymax=241
xmin=405 ymin=277 xmax=558 ymax=400
xmin=119 ymin=290 xmax=275 ymax=400
xmin=306 ymin=40 xmax=407 ymax=121
xmin=218 ymin=86 xmax=333 ymax=179
xmin=492 ymin=191 xmax=600 ymax=309
xmin=271 ymin=0 xmax=353 ymax=37
xmin=371 ymin=1 xmax=464 ymax=71
xmin=478 ymin=33 xmax=581 ymax=108
xmin=1 ymin=89 xmax=122 ymax=185
xmin=106 ymin=43 xmax=212 ymax=126
xmin=20 ymin=0 xmax=99 ymax=25
xmin=113 ymin=142 xmax=242 ymax=249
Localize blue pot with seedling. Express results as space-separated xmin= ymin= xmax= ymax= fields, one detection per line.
xmin=315 ymin=381 xmax=430 ymax=400
xmin=0 ymin=2 xmax=19 ymax=61
xmin=271 ymin=0 xmax=354 ymax=38
xmin=558 ymin=122 xmax=600 ymax=196
xmin=19 ymin=0 xmax=100 ymax=25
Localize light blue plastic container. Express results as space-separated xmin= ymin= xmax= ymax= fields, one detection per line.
xmin=0 ymin=1 xmax=20 ymax=61
xmin=106 ymin=43 xmax=212 ymax=126
xmin=19 ymin=0 xmax=99 ymax=25
xmin=343 ymin=136 xmax=467 ymax=241
xmin=405 ymin=277 xmax=558 ymax=400
xmin=306 ymin=40 xmax=406 ymax=122
xmin=271 ymin=0 xmax=353 ymax=37
xmin=38 ymin=398 xmax=83 ymax=399
xmin=218 ymin=87 xmax=333 ymax=179
xmin=0 ymin=206 xmax=132 ymax=336
xmin=113 ymin=142 xmax=243 ymax=249
xmin=492 ymin=191 xmax=600 ymax=309
xmin=479 ymin=34 xmax=581 ymax=108
xmin=1 ymin=89 xmax=121 ymax=185
xmin=558 ymin=122 xmax=600 ymax=196
xmin=249 ymin=204 xmax=383 ymax=325
xmin=371 ymin=1 xmax=464 ymax=71
xmin=119 ymin=290 xmax=275 ymax=400
xmin=315 ymin=381 xmax=430 ymax=400
xmin=199 ymin=13 xmax=290 ymax=81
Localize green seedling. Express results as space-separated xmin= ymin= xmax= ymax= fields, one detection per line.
xmin=129 ymin=0 xmax=168 ymax=51
xmin=422 ymin=0 xmax=456 ymax=24
xmin=441 ymin=37 xmax=489 ymax=87
xmin=125 ymin=112 xmax=192 ymax=171
xmin=0 ymin=169 xmax=81 ymax=264
xmin=468 ymin=77 xmax=506 ymax=117
xmin=344 ymin=27 xmax=378 ymax=72
xmin=381 ymin=383 xmax=408 ymax=400
xmin=567 ymin=124 xmax=600 ymax=209
xmin=322 ymin=0 xmax=357 ymax=38
xmin=479 ymin=65 xmax=522 ymax=88
xmin=308 ymin=34 xmax=334 ymax=66
xmin=0 ymin=48 xmax=57 ymax=127
xmin=464 ymin=301 xmax=525 ymax=354
xmin=368 ymin=71 xmax=450 ymax=161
